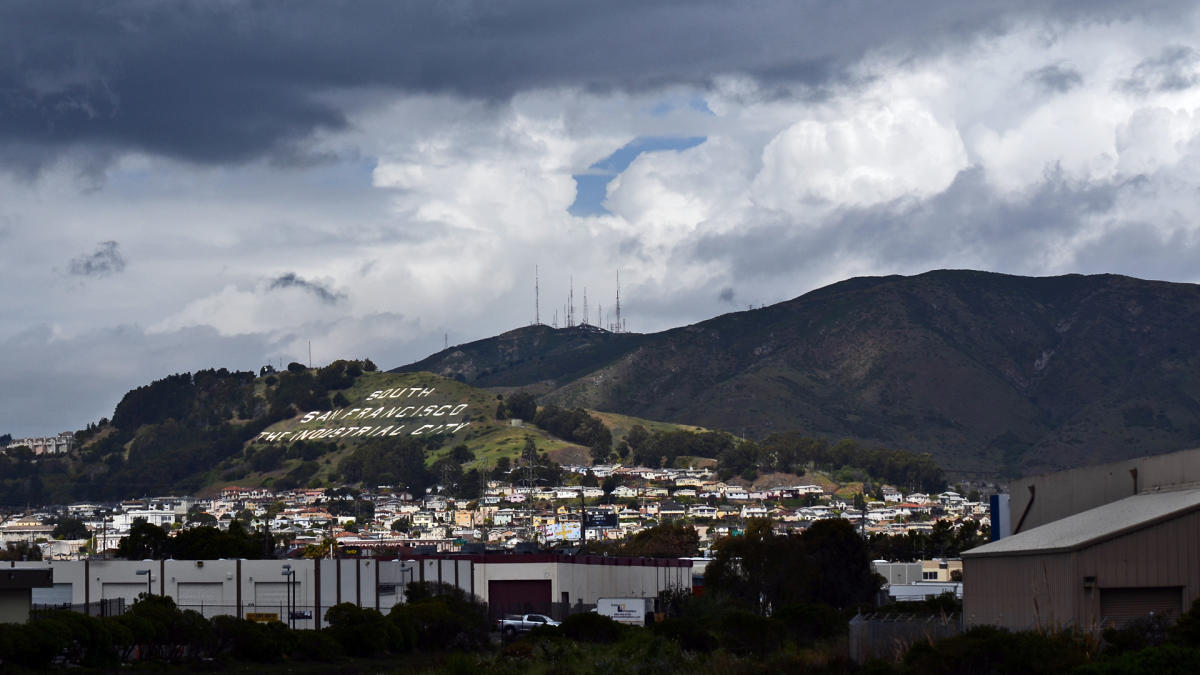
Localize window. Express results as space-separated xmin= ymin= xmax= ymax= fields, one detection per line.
xmin=922 ymin=571 xmax=939 ymax=580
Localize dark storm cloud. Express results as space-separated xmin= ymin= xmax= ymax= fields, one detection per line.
xmin=1025 ymin=64 xmax=1083 ymax=93
xmin=268 ymin=272 xmax=344 ymax=304
xmin=1120 ymin=46 xmax=1200 ymax=94
xmin=0 ymin=0 xmax=1187 ymax=169
xmin=67 ymin=240 xmax=125 ymax=277
xmin=718 ymin=287 xmax=736 ymax=304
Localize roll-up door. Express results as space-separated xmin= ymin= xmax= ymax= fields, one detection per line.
xmin=487 ymin=579 xmax=551 ymax=621
xmin=32 ymin=583 xmax=73 ymax=606
xmin=177 ymin=582 xmax=224 ymax=607
xmin=101 ymin=582 xmax=148 ymax=601
xmin=1100 ymin=586 xmax=1183 ymax=629
xmin=254 ymin=581 xmax=290 ymax=609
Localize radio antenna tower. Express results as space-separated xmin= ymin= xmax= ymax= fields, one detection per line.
xmin=582 ymin=287 xmax=589 ymax=327
xmin=535 ymin=265 xmax=541 ymax=325
xmin=614 ymin=270 xmax=623 ymax=333
xmin=568 ymin=276 xmax=575 ymax=327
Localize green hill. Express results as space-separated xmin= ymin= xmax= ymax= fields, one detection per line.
xmin=0 ymin=362 xmax=710 ymax=505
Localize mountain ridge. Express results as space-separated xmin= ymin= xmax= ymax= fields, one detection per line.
xmin=394 ymin=270 xmax=1200 ymax=477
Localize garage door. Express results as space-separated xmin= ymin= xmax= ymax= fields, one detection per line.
xmin=1100 ymin=587 xmax=1183 ymax=629
xmin=102 ymin=582 xmax=149 ymax=601
xmin=177 ymin=582 xmax=224 ymax=608
xmin=254 ymin=581 xmax=290 ymax=610
xmin=32 ymin=582 xmax=74 ymax=606
xmin=488 ymin=579 xmax=551 ymax=621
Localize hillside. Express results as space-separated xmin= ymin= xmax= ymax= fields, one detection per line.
xmin=396 ymin=271 xmax=1200 ymax=476
xmin=392 ymin=323 xmax=648 ymax=392
xmin=0 ymin=362 xmax=711 ymax=505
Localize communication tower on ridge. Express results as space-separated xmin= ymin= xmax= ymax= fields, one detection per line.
xmin=610 ymin=270 xmax=626 ymax=333
xmin=582 ymin=287 xmax=589 ymax=327
xmin=534 ymin=265 xmax=540 ymax=325
xmin=568 ymin=276 xmax=575 ymax=327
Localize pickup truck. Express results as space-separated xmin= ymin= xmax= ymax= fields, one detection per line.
xmin=498 ymin=613 xmax=560 ymax=636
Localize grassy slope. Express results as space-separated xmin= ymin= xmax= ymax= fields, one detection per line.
xmin=206 ymin=371 xmax=702 ymax=491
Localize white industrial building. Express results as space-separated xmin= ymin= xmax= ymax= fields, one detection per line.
xmin=8 ymin=553 xmax=691 ymax=627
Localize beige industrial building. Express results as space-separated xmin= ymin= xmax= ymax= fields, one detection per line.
xmin=9 ymin=553 xmax=690 ymax=627
xmin=965 ymin=449 xmax=1200 ymax=632
xmin=1007 ymin=446 xmax=1200 ymax=533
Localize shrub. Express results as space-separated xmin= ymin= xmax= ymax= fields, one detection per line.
xmin=211 ymin=616 xmax=290 ymax=663
xmin=391 ymin=582 xmax=490 ymax=651
xmin=289 ymin=629 xmax=345 ymax=662
xmin=771 ymin=602 xmax=846 ymax=645
xmin=558 ymin=612 xmax=625 ymax=643
xmin=903 ymin=625 xmax=1090 ymax=675
xmin=324 ymin=603 xmax=396 ymax=657
xmin=653 ymin=616 xmax=715 ymax=653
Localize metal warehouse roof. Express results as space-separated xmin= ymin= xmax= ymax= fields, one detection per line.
xmin=963 ymin=486 xmax=1200 ymax=557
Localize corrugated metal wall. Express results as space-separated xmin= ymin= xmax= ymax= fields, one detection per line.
xmin=966 ymin=509 xmax=1200 ymax=631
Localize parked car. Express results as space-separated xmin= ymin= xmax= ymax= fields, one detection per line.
xmin=498 ymin=613 xmax=560 ymax=637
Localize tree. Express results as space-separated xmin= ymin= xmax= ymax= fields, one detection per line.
xmin=116 ymin=519 xmax=170 ymax=560
xmin=853 ymin=492 xmax=866 ymax=511
xmin=800 ymin=518 xmax=880 ymax=609
xmin=0 ymin=541 xmax=43 ymax=561
xmin=616 ymin=522 xmax=700 ymax=557
xmin=505 ymin=392 xmax=538 ymax=421
xmin=324 ymin=603 xmax=396 ymax=657
xmin=53 ymin=516 xmax=90 ymax=540
xmin=706 ymin=518 xmax=880 ymax=614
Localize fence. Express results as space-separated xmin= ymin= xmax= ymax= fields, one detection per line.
xmin=848 ymin=612 xmax=962 ymax=663
xmin=33 ymin=598 xmax=126 ymax=618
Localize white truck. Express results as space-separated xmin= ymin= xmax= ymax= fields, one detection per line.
xmin=595 ymin=597 xmax=655 ymax=626
xmin=497 ymin=613 xmax=560 ymax=637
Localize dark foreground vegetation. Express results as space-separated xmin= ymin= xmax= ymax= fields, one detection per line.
xmin=14 ymin=590 xmax=1200 ymax=673
xmin=8 ymin=515 xmax=1200 ymax=673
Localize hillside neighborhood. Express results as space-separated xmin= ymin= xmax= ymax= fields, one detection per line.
xmin=1 ymin=461 xmax=987 ymax=561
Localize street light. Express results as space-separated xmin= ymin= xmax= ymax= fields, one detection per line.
xmin=281 ymin=564 xmax=295 ymax=629
xmin=135 ymin=569 xmax=152 ymax=598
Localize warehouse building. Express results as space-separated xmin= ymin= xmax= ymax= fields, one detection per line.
xmin=963 ymin=486 xmax=1200 ymax=631
xmin=8 ymin=552 xmax=690 ymax=627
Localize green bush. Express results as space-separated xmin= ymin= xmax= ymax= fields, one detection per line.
xmin=288 ymin=629 xmax=345 ymax=662
xmin=652 ymin=616 xmax=716 ymax=653
xmin=211 ymin=615 xmax=290 ymax=662
xmin=903 ymin=625 xmax=1090 ymax=675
xmin=324 ymin=602 xmax=396 ymax=657
xmin=715 ymin=608 xmax=783 ymax=656
xmin=771 ymin=602 xmax=846 ymax=645
xmin=558 ymin=612 xmax=625 ymax=643
xmin=391 ymin=582 xmax=490 ymax=651
xmin=1076 ymin=643 xmax=1200 ymax=675
xmin=0 ymin=622 xmax=68 ymax=669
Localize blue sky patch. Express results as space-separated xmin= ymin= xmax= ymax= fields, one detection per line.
xmin=569 ymin=136 xmax=706 ymax=216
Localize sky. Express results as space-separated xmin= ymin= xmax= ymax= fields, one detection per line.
xmin=3 ymin=1 xmax=1200 ymax=436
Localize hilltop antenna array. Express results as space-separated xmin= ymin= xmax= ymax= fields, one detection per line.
xmin=611 ymin=270 xmax=625 ymax=333
xmin=568 ymin=276 xmax=575 ymax=327
xmin=537 ymin=271 xmax=627 ymax=332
